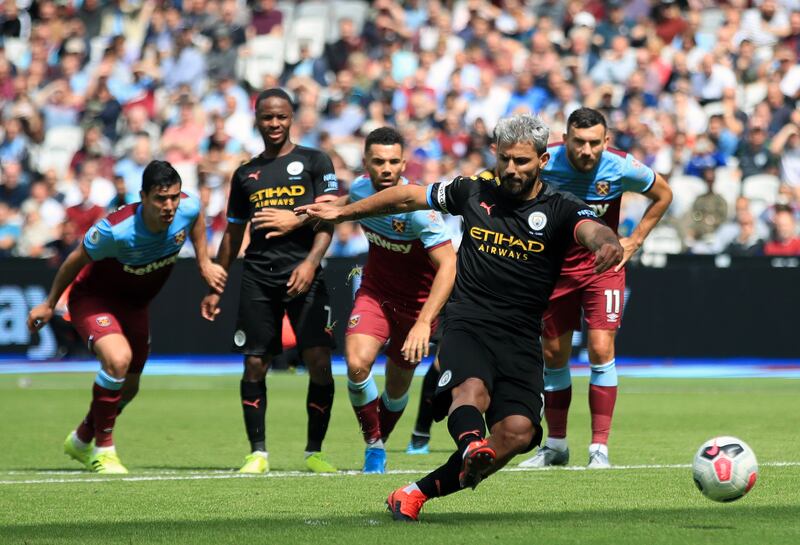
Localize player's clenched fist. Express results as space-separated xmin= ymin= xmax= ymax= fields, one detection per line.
xmin=27 ymin=303 xmax=53 ymax=332
xmin=593 ymin=242 xmax=623 ymax=274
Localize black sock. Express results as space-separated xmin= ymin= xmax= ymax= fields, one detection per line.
xmin=447 ymin=405 xmax=486 ymax=451
xmin=241 ymin=380 xmax=267 ymax=452
xmin=412 ymin=364 xmax=440 ymax=437
xmin=416 ymin=450 xmax=464 ymax=498
xmin=305 ymin=380 xmax=334 ymax=452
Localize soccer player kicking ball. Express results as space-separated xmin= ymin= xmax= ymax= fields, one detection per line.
xmin=256 ymin=127 xmax=456 ymax=473
xmin=518 ymin=108 xmax=672 ymax=469
xmin=201 ymin=89 xmax=340 ymax=474
xmin=298 ymin=115 xmax=623 ymax=521
xmin=28 ymin=161 xmax=226 ymax=474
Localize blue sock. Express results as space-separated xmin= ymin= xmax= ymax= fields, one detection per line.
xmin=95 ymin=369 xmax=125 ymax=390
xmin=348 ymin=373 xmax=378 ymax=407
xmin=590 ymin=360 xmax=618 ymax=387
xmin=544 ymin=366 xmax=571 ymax=392
xmin=380 ymin=390 xmax=409 ymax=412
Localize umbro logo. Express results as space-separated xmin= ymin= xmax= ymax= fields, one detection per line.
xmin=479 ymin=202 xmax=495 ymax=215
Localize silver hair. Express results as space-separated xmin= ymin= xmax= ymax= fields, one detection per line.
xmin=493 ymin=114 xmax=550 ymax=154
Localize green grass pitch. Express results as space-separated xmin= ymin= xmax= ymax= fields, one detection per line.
xmin=1 ymin=373 xmax=799 ymax=544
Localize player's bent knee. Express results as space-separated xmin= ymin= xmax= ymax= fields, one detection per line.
xmin=102 ymin=352 xmax=132 ymax=378
xmin=243 ymin=355 xmax=270 ymax=380
xmin=494 ymin=425 xmax=535 ymax=455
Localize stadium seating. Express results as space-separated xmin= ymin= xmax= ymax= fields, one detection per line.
xmin=667 ymin=175 xmax=708 ymax=218
xmin=238 ymin=35 xmax=286 ymax=89
xmin=33 ymin=126 xmax=84 ymax=178
xmin=742 ymin=174 xmax=781 ymax=217
xmin=713 ymin=167 xmax=742 ymax=218
xmin=284 ymin=16 xmax=328 ymax=65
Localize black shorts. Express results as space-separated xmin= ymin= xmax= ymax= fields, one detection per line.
xmin=433 ymin=317 xmax=544 ymax=453
xmin=233 ymin=261 xmax=334 ymax=356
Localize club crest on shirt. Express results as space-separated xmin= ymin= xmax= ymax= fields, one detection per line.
xmin=528 ymin=211 xmax=547 ymax=231
xmin=88 ymin=228 xmax=100 ymax=244
xmin=392 ymin=218 xmax=407 ymax=233
xmin=174 ymin=229 xmax=186 ymax=245
xmin=96 ymin=316 xmax=111 ymax=327
xmin=348 ymin=314 xmax=360 ymax=329
xmin=438 ymin=370 xmax=452 ymax=387
xmin=595 ymin=180 xmax=610 ymax=196
xmin=287 ymin=161 xmax=304 ymax=175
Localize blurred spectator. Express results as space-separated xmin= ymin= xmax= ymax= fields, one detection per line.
xmin=771 ymin=110 xmax=800 ymax=199
xmin=691 ymin=53 xmax=737 ymax=105
xmin=328 ymin=221 xmax=368 ymax=257
xmin=763 ymin=205 xmax=800 ymax=255
xmin=65 ymin=178 xmax=106 ymax=236
xmin=15 ymin=207 xmax=54 ymax=257
xmin=715 ymin=197 xmax=770 ymax=254
xmin=723 ymin=209 xmax=765 ymax=256
xmin=0 ymin=201 xmax=21 ymax=257
xmin=682 ymin=167 xmax=728 ymax=250
xmin=207 ymin=29 xmax=239 ymax=82
xmin=21 ymin=179 xmax=65 ymax=229
xmin=685 ymin=135 xmax=726 ymax=177
xmin=736 ymin=123 xmax=780 ymax=179
xmin=0 ymin=116 xmax=30 ymax=166
xmin=114 ymin=134 xmax=152 ymax=202
xmin=162 ymin=24 xmax=207 ymax=96
xmin=0 ymin=161 xmax=28 ymax=209
xmin=326 ymin=18 xmax=365 ymax=74
xmin=249 ymin=0 xmax=283 ymax=37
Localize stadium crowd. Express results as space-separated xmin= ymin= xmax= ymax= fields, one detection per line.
xmin=1 ymin=0 xmax=800 ymax=261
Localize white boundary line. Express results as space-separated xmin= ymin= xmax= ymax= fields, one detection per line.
xmin=1 ymin=461 xmax=798 ymax=486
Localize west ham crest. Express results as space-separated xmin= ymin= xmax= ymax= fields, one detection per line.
xmin=391 ymin=218 xmax=406 ymax=233
xmin=595 ymin=181 xmax=610 ymax=196
xmin=174 ymin=229 xmax=186 ymax=245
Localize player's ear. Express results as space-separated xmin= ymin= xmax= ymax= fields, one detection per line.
xmin=490 ymin=142 xmax=496 ymax=154
xmin=539 ymin=151 xmax=550 ymax=168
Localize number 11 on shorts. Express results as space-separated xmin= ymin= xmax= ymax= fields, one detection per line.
xmin=603 ymin=289 xmax=620 ymax=315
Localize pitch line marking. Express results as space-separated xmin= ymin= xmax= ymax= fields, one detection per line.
xmin=1 ymin=461 xmax=798 ymax=485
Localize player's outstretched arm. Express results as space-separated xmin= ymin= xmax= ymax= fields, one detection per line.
xmin=576 ymin=221 xmax=624 ymax=274
xmin=190 ymin=213 xmax=227 ymax=294
xmin=27 ymin=244 xmax=92 ymax=331
xmin=252 ymin=195 xmax=349 ymax=238
xmin=615 ymin=174 xmax=672 ymax=271
xmin=295 ymin=185 xmax=430 ymax=223
xmin=401 ymin=242 xmax=457 ymax=364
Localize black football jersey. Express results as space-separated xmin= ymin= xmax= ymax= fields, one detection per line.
xmin=226 ymin=146 xmax=339 ymax=283
xmin=427 ymin=170 xmax=601 ymax=331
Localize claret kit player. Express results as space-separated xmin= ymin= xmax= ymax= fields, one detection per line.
xmin=28 ymin=160 xmax=226 ymax=473
xmin=518 ymin=108 xmax=672 ymax=469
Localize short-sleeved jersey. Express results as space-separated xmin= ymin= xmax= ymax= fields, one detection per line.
xmin=350 ymin=175 xmax=451 ymax=305
xmin=226 ymin=146 xmax=339 ymax=284
xmin=73 ymin=193 xmax=200 ymax=306
xmin=542 ymin=144 xmax=655 ymax=274
xmin=426 ymin=170 xmax=601 ymax=331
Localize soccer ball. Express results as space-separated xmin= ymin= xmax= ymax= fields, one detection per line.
xmin=692 ymin=436 xmax=758 ymax=502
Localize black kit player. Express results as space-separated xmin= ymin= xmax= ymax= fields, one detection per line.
xmin=298 ymin=114 xmax=623 ymax=520
xmin=201 ymin=89 xmax=340 ymax=473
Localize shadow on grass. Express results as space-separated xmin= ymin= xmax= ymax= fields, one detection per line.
xmin=3 ymin=505 xmax=799 ymax=544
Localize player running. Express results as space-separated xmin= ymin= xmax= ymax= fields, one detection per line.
xmin=298 ymin=114 xmax=623 ymax=521
xmin=27 ymin=160 xmax=226 ymax=473
xmin=200 ymin=88 xmax=340 ymax=474
xmin=518 ymin=108 xmax=672 ymax=469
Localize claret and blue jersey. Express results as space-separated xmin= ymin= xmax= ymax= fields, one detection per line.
xmin=349 ymin=175 xmax=451 ymax=305
xmin=74 ymin=193 xmax=200 ymax=304
xmin=542 ymin=144 xmax=655 ymax=273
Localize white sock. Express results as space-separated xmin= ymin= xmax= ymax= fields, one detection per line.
xmin=92 ymin=445 xmax=116 ymax=455
xmin=403 ymin=482 xmax=422 ymax=494
xmin=589 ymin=443 xmax=608 ymax=456
xmin=252 ymin=450 xmax=268 ymax=459
xmin=304 ymin=451 xmax=318 ymax=458
xmin=367 ymin=439 xmax=385 ymax=450
xmin=71 ymin=432 xmax=90 ymax=449
xmin=545 ymin=437 xmax=568 ymax=452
